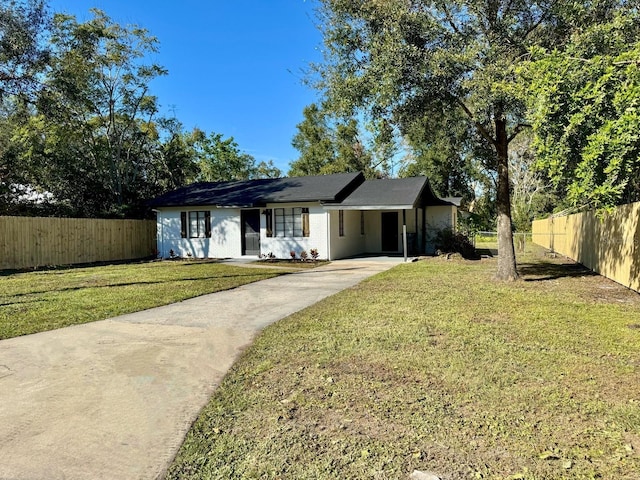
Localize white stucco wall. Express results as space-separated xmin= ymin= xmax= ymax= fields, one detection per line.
xmin=155 ymin=203 xmax=458 ymax=259
xmin=260 ymin=203 xmax=329 ymax=260
xmin=328 ymin=209 xmax=367 ymax=260
xmin=156 ymin=207 xmax=242 ymax=259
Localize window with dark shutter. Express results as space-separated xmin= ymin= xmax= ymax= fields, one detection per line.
xmin=264 ymin=209 xmax=273 ymax=237
xmin=205 ymin=211 xmax=211 ymax=238
xmin=302 ymin=208 xmax=310 ymax=237
xmin=180 ymin=212 xmax=187 ymax=238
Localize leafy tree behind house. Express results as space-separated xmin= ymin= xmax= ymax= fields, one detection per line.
xmin=289 ymin=102 xmax=386 ymax=178
xmin=15 ymin=9 xmax=168 ymax=217
xmin=193 ymin=129 xmax=281 ymax=182
xmin=0 ymin=6 xmax=277 ymax=217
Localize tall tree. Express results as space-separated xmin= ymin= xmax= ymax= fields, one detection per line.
xmin=0 ymin=0 xmax=49 ymax=101
xmin=154 ymin=119 xmax=200 ymax=192
xmin=314 ymin=0 xmax=619 ymax=280
xmin=289 ymin=102 xmax=381 ymax=178
xmin=289 ymin=103 xmax=335 ymax=176
xmin=194 ymin=130 xmax=281 ymax=182
xmin=22 ymin=9 xmax=168 ymax=216
xmin=508 ymin=131 xmax=554 ymax=231
xmin=525 ymin=10 xmax=640 ymax=210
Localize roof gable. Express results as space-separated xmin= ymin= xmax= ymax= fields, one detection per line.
xmin=328 ymin=177 xmax=454 ymax=209
xmin=148 ymin=172 xmax=365 ymax=208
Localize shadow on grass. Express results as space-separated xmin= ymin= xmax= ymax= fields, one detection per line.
xmin=3 ymin=272 xmax=280 ymax=299
xmin=0 ymin=258 xmax=229 ymax=277
xmin=476 ymin=248 xmax=498 ymax=257
xmin=0 ymin=298 xmax=47 ymax=308
xmin=518 ymin=261 xmax=597 ymax=281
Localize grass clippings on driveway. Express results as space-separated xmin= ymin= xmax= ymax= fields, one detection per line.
xmin=167 ymin=249 xmax=640 ymax=480
xmin=0 ymin=260 xmax=283 ymax=340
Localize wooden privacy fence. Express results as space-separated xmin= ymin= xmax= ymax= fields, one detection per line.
xmin=0 ymin=216 xmax=156 ymax=270
xmin=532 ymin=201 xmax=640 ymax=293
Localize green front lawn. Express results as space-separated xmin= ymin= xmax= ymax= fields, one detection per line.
xmin=0 ymin=260 xmax=284 ymax=340
xmin=167 ymin=248 xmax=640 ymax=479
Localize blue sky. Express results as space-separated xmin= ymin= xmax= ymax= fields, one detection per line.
xmin=47 ymin=0 xmax=324 ymax=173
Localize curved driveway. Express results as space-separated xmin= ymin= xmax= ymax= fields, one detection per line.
xmin=0 ymin=258 xmax=402 ymax=480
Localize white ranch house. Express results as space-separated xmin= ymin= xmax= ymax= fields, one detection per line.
xmin=149 ymin=172 xmax=459 ymax=260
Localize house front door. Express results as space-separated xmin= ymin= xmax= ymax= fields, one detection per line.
xmin=241 ymin=210 xmax=260 ymax=255
xmin=381 ymin=211 xmax=399 ymax=252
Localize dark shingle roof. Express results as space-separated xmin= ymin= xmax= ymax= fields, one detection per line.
xmin=148 ymin=172 xmax=364 ymax=208
xmin=328 ymin=177 xmax=454 ymax=209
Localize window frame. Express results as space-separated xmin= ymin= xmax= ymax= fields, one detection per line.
xmin=180 ymin=210 xmax=211 ymax=238
xmin=273 ymin=207 xmax=310 ymax=238
xmin=339 ymin=209 xmax=345 ymax=237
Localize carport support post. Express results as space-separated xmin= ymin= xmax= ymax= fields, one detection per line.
xmin=402 ymin=209 xmax=408 ymax=262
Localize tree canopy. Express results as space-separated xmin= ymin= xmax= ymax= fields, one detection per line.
xmin=289 ymin=102 xmax=382 ymax=178
xmin=0 ymin=6 xmax=277 ymax=218
xmin=525 ymin=10 xmax=640 ymax=211
xmin=314 ymin=0 xmax=628 ymax=279
xmin=0 ymin=0 xmax=49 ymax=100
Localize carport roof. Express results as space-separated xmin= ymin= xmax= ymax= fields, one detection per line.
xmin=324 ymin=177 xmax=455 ymax=210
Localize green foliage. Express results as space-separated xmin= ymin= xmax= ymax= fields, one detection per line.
xmin=399 ymin=108 xmax=476 ymax=202
xmin=1 ymin=7 xmax=274 ymax=217
xmin=433 ymin=228 xmax=478 ymax=259
xmin=289 ymin=103 xmax=335 ymax=176
xmin=525 ymin=10 xmax=640 ymax=209
xmin=315 ymin=0 xmax=585 ymax=279
xmin=12 ymin=9 xmax=169 ymax=217
xmin=193 ymin=130 xmax=280 ymax=182
xmin=0 ymin=0 xmax=50 ymax=100
xmin=289 ymin=103 xmax=381 ymax=178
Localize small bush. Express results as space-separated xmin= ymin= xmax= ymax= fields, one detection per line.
xmin=434 ymin=228 xmax=478 ymax=259
xmin=260 ymin=252 xmax=276 ymax=262
xmin=310 ymin=248 xmax=319 ymax=261
xmin=299 ymin=250 xmax=308 ymax=262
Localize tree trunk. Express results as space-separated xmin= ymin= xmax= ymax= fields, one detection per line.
xmin=495 ymin=115 xmax=519 ymax=281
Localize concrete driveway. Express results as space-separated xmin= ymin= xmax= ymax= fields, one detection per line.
xmin=0 ymin=258 xmax=402 ymax=480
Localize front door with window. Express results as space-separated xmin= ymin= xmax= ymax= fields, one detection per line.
xmin=241 ymin=210 xmax=260 ymax=255
xmin=381 ymin=211 xmax=399 ymax=252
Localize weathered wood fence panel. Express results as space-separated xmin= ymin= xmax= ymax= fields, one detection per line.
xmin=0 ymin=216 xmax=156 ymax=270
xmin=532 ymin=202 xmax=640 ymax=293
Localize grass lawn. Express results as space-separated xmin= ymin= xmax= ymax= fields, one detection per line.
xmin=0 ymin=260 xmax=284 ymax=340
xmin=167 ymin=247 xmax=640 ymax=480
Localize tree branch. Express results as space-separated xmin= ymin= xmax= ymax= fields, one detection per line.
xmin=507 ymin=123 xmax=531 ymax=143
xmin=437 ymin=2 xmax=462 ymax=35
xmin=454 ymin=97 xmax=497 ymax=147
